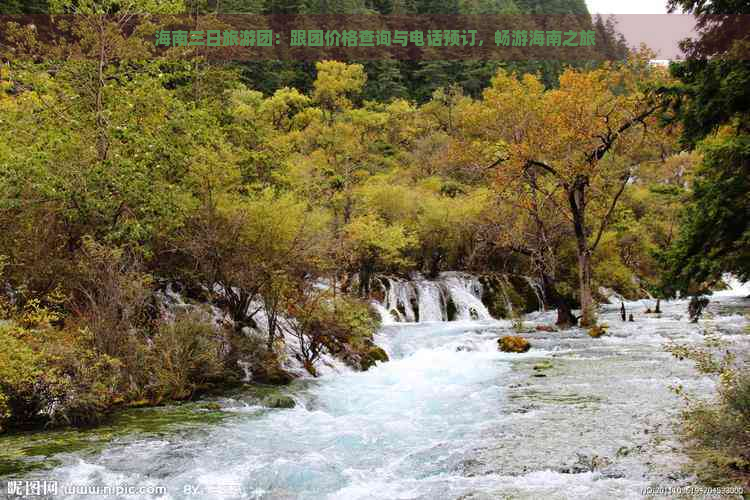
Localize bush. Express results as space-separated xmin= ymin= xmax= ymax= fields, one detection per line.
xmin=147 ymin=314 xmax=225 ymax=402
xmin=0 ymin=310 xmax=234 ymax=432
xmin=40 ymin=327 xmax=123 ymax=427
xmin=71 ymin=238 xmax=154 ymax=360
xmin=0 ymin=325 xmax=43 ymax=431
xmin=667 ymin=336 xmax=750 ymax=488
xmin=0 ymin=323 xmax=123 ymax=430
xmin=283 ymin=291 xmax=382 ymax=375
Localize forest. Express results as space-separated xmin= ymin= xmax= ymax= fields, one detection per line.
xmin=0 ymin=0 xmax=749 ymax=495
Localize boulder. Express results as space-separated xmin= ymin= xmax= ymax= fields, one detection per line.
xmin=360 ymin=346 xmax=389 ymax=370
xmin=498 ymin=336 xmax=531 ymax=353
xmin=588 ymin=325 xmax=607 ymax=338
xmin=251 ymin=355 xmax=295 ymax=385
xmin=263 ymin=394 xmax=295 ymax=409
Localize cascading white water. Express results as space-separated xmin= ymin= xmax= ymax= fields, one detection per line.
xmin=377 ymin=277 xmax=419 ymax=323
xmin=715 ymin=273 xmax=750 ymax=297
xmin=380 ymin=277 xmax=415 ymax=322
xmin=415 ymin=280 xmax=446 ymax=322
xmin=524 ymin=276 xmax=546 ymax=311
xmin=9 ymin=284 xmax=750 ymax=499
xmin=370 ymin=301 xmax=394 ymax=325
xmin=375 ymin=273 xmax=491 ymax=323
xmin=442 ymin=273 xmax=492 ymax=321
xmin=395 ymin=280 xmax=418 ymax=322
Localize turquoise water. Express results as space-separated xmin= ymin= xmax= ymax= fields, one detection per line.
xmin=2 ymin=291 xmax=748 ymax=499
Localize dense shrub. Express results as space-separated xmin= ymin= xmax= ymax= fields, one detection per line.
xmin=71 ymin=238 xmax=154 ymax=360
xmin=0 ymin=324 xmax=122 ymax=429
xmin=667 ymin=337 xmax=750 ymax=488
xmin=0 ymin=295 xmax=232 ymax=431
xmin=147 ymin=314 xmax=226 ymax=402
xmin=0 ymin=325 xmax=43 ymax=431
xmin=284 ymin=292 xmax=382 ymax=375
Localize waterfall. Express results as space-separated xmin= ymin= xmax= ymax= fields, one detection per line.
xmin=523 ymin=276 xmax=546 ymax=311
xmin=374 ymin=272 xmax=491 ymax=323
xmin=714 ymin=273 xmax=750 ymax=297
xmin=371 ymin=301 xmax=395 ymax=325
xmin=415 ymin=280 xmax=446 ymax=322
xmin=380 ymin=278 xmax=418 ymax=322
xmin=441 ymin=273 xmax=492 ymax=321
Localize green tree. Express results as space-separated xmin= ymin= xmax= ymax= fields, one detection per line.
xmin=660 ymin=0 xmax=750 ymax=293
xmin=341 ymin=213 xmax=415 ymax=295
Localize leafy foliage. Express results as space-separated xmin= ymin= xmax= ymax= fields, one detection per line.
xmin=667 ymin=335 xmax=750 ymax=488
xmin=660 ymin=0 xmax=750 ymax=294
xmin=0 ymin=3 xmax=722 ymax=433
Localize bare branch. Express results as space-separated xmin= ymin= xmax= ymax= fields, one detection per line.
xmin=590 ymin=171 xmax=631 ymax=252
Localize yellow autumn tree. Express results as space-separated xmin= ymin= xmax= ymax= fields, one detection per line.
xmin=476 ymin=55 xmax=674 ymax=326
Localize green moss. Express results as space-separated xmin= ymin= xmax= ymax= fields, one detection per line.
xmin=506 ymin=276 xmax=535 ymax=313
xmin=509 ymin=389 xmax=603 ymax=405
xmin=360 ymin=346 xmax=390 ymax=370
xmin=262 ymin=395 xmax=295 ymax=409
xmin=479 ymin=276 xmax=509 ymax=318
xmin=0 ymin=402 xmax=232 ymax=478
xmin=371 ymin=346 xmax=388 ymax=362
xmin=480 ymin=275 xmax=534 ymax=319
xmin=0 ymin=457 xmax=59 ymax=477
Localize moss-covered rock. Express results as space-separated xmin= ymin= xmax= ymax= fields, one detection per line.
xmin=480 ymin=274 xmax=538 ymax=319
xmin=588 ymin=324 xmax=607 ymax=338
xmin=250 ymin=354 xmax=295 ymax=385
xmin=479 ymin=276 xmax=510 ymax=318
xmin=446 ymin=296 xmax=458 ymax=321
xmin=498 ymin=336 xmax=531 ymax=353
xmin=533 ymin=360 xmax=553 ymax=371
xmin=262 ymin=394 xmax=295 ymax=409
xmin=506 ymin=275 xmax=540 ymax=313
xmin=341 ymin=343 xmax=390 ymax=371
xmin=360 ymin=346 xmax=389 ymax=370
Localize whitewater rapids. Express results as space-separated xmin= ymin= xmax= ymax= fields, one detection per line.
xmin=4 ymin=282 xmax=749 ymax=499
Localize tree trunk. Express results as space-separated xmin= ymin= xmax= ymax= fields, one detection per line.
xmin=577 ymin=249 xmax=595 ymax=327
xmin=556 ymin=301 xmax=577 ymax=328
xmin=568 ymin=176 xmax=596 ymax=327
xmin=541 ymin=271 xmax=577 ymax=328
xmin=266 ymin=305 xmax=278 ymax=352
xmin=358 ymin=266 xmax=372 ymax=298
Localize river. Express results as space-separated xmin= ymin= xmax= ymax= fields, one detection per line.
xmin=1 ymin=284 xmax=748 ymax=499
